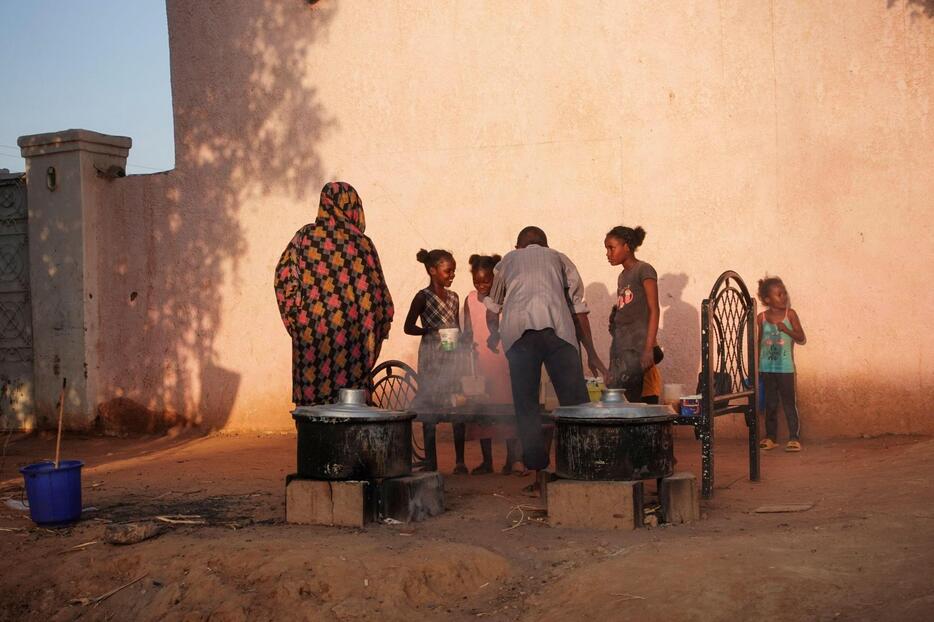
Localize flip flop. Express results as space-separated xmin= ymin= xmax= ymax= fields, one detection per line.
xmin=785 ymin=440 xmax=802 ymax=452
xmin=471 ymin=463 xmax=493 ymax=475
xmin=759 ymin=438 xmax=777 ymax=450
xmin=452 ymin=463 xmax=468 ymax=475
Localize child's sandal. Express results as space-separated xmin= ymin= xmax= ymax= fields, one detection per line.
xmin=759 ymin=438 xmax=777 ymax=450
xmin=785 ymin=440 xmax=802 ymax=452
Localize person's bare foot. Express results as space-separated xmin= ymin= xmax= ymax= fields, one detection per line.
xmin=452 ymin=463 xmax=468 ymax=475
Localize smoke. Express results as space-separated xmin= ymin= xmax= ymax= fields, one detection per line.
xmin=411 ymin=334 xmax=468 ymax=409
xmin=412 ymin=338 xmax=514 ymax=415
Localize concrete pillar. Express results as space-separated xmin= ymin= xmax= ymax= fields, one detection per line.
xmin=18 ymin=129 xmax=131 ymax=429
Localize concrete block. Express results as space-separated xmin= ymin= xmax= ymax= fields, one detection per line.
xmin=285 ymin=476 xmax=376 ymax=527
xmin=547 ymin=479 xmax=644 ymax=530
xmin=379 ymin=472 xmax=444 ymax=522
xmin=660 ymin=472 xmax=700 ymax=524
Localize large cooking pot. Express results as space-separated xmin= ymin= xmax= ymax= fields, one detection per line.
xmin=292 ymin=388 xmax=416 ymax=480
xmin=553 ymin=388 xmax=678 ymax=481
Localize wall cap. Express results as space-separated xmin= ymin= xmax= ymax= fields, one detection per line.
xmin=0 ymin=170 xmax=24 ymax=182
xmin=18 ymin=129 xmax=132 ymax=158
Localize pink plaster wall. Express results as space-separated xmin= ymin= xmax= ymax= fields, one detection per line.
xmin=94 ymin=0 xmax=933 ymax=436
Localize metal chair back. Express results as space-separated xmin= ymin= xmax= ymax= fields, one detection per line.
xmin=368 ymin=360 xmax=419 ymax=410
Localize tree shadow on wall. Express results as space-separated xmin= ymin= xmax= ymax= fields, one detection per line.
xmin=887 ymin=0 xmax=934 ymax=19
xmin=657 ymin=273 xmax=700 ymax=391
xmin=98 ymin=1 xmax=338 ymax=432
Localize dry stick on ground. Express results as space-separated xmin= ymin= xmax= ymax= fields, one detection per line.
xmin=476 ymin=604 xmax=510 ymax=618
xmin=604 ymin=543 xmax=648 ymax=558
xmin=502 ymin=505 xmax=526 ymax=532
xmin=502 ymin=504 xmax=547 ymax=532
xmin=753 ymin=503 xmax=814 ymax=513
xmin=69 ymin=572 xmax=148 ymax=607
xmin=155 ymin=515 xmax=206 ymax=525
xmin=64 ymin=540 xmax=98 ymax=552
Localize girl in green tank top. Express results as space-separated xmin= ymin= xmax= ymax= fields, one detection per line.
xmin=757 ymin=277 xmax=807 ymax=452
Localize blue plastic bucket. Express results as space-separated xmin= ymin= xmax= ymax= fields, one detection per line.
xmin=19 ymin=460 xmax=84 ymax=525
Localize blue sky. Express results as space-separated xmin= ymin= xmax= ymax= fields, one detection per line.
xmin=0 ymin=1 xmax=174 ymax=174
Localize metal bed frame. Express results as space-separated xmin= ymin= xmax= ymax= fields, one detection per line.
xmin=673 ymin=270 xmax=760 ymax=498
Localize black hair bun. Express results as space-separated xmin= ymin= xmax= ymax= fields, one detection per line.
xmin=632 ymin=226 xmax=646 ymax=248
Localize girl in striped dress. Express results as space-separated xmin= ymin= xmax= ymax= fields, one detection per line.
xmin=404 ymin=248 xmax=467 ymax=471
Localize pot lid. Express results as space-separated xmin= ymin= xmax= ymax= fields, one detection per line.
xmin=553 ymin=388 xmax=677 ymax=423
xmin=292 ymin=388 xmax=415 ymax=423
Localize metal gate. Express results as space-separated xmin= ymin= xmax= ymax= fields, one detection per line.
xmin=0 ymin=173 xmax=33 ymax=430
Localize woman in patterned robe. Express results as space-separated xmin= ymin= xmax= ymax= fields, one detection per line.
xmin=274 ymin=182 xmax=394 ymax=405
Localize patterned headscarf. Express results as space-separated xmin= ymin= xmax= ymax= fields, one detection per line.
xmin=274 ymin=182 xmax=394 ymax=404
xmin=318 ymin=181 xmax=365 ymax=234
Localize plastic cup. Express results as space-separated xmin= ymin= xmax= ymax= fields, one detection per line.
xmin=586 ymin=377 xmax=606 ymax=402
xmin=663 ymin=383 xmax=684 ymax=406
xmin=438 ymin=328 xmax=459 ymax=351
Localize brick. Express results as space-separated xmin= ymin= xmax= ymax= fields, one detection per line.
xmin=379 ymin=472 xmax=444 ymax=523
xmin=547 ymin=479 xmax=644 ymax=530
xmin=660 ymin=472 xmax=700 ymax=524
xmin=285 ymin=477 xmax=376 ymax=527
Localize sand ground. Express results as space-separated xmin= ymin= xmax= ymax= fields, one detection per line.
xmin=0 ymin=426 xmax=932 ymax=621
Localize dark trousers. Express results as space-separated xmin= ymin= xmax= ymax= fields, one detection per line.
xmin=505 ymin=328 xmax=590 ymax=470
xmin=763 ymin=372 xmax=800 ymax=441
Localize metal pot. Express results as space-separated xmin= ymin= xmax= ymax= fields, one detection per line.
xmin=553 ymin=388 xmax=678 ymax=481
xmin=292 ymin=388 xmax=416 ymax=480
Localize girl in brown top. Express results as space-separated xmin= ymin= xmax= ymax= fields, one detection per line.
xmin=604 ymin=226 xmax=660 ymax=402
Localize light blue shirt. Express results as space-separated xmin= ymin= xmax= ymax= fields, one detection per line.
xmin=760 ymin=317 xmax=795 ymax=373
